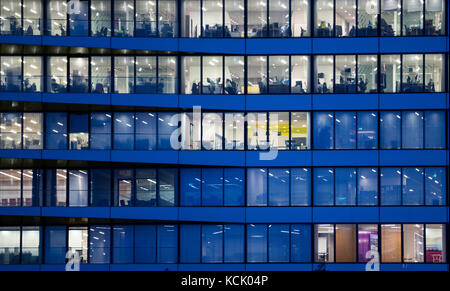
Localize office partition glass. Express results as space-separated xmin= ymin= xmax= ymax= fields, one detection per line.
xmin=182 ymin=0 xmax=201 ymax=37
xmin=114 ymin=0 xmax=134 ymax=37
xmin=23 ymin=56 xmax=42 ymax=92
xmin=292 ymin=0 xmax=310 ymax=36
xmin=315 ymin=0 xmax=334 ymax=37
xmin=403 ymin=224 xmax=424 ymax=263
xmin=380 ymin=54 xmax=401 ymax=93
xmin=91 ymin=0 xmax=111 ymax=36
xmin=336 ymin=224 xmax=356 ymax=262
xmin=381 ymin=0 xmax=401 ymax=36
xmin=314 ymin=55 xmax=334 ymax=93
xmin=381 ymin=224 xmax=401 ymax=262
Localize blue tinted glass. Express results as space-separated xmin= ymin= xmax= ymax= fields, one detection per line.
xmin=291 ymin=224 xmax=311 ymax=263
xmin=224 ymin=224 xmax=245 ymax=263
xmin=114 ymin=112 xmax=135 ymax=150
xmin=135 ymin=112 xmax=157 ymax=150
xmin=268 ymin=168 xmax=289 ymax=206
xmin=135 ymin=225 xmax=156 ymax=263
xmin=69 ymin=113 xmax=88 ymax=133
xmin=224 ymin=168 xmax=245 ymax=206
xmin=313 ymin=112 xmax=334 ymax=149
xmin=425 ymin=111 xmax=445 ymax=149
xmin=291 ymin=168 xmax=311 ymax=206
xmin=357 ymin=112 xmax=378 ymax=149
xmin=335 ymin=168 xmax=356 ymax=205
xmin=425 ymin=167 xmax=446 ymax=206
xmin=180 ymin=168 xmax=201 ymax=206
xmin=44 ymin=226 xmax=66 ymax=264
xmin=89 ymin=226 xmax=111 ymax=264
xmin=90 ymin=169 xmax=111 ymax=206
xmin=380 ymin=168 xmax=402 ymax=205
xmin=335 ymin=112 xmax=356 ymax=149
xmin=357 ymin=168 xmax=378 ymax=205
xmin=268 ymin=224 xmax=289 ymax=263
xmin=380 ymin=111 xmax=401 ymax=149
xmin=247 ymin=168 xmax=267 ymax=206
xmin=113 ymin=225 xmax=133 ymax=264
xmin=247 ymin=224 xmax=267 ymax=263
xmin=157 ymin=225 xmax=177 ymax=263
xmin=314 ymin=168 xmax=334 ymax=205
xmin=45 ymin=112 xmax=67 ymax=149
xmin=68 ymin=170 xmax=88 ymax=207
xmin=90 ymin=113 xmax=111 ymax=150
xmin=158 ymin=113 xmax=178 ymax=150
xmin=402 ymin=111 xmax=424 ymax=149
xmin=202 ymin=225 xmax=223 ymax=263
xmin=403 ymin=167 xmax=425 ymax=205
xmin=202 ymin=168 xmax=223 ymax=206
xmin=180 ymin=224 xmax=201 ymax=263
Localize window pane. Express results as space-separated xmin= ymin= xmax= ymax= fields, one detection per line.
xmin=159 ymin=0 xmax=177 ymax=37
xmin=425 ymin=54 xmax=444 ymax=92
xmin=403 ymin=224 xmax=424 ymax=263
xmin=90 ymin=169 xmax=111 ymax=206
xmin=335 ymin=111 xmax=356 ymax=149
xmin=0 ymin=170 xmax=21 ymax=207
xmin=0 ymin=227 xmax=21 ymax=264
xmin=182 ymin=56 xmax=201 ymax=94
xmin=315 ymin=0 xmax=334 ymax=37
xmin=114 ymin=112 xmax=135 ymax=150
xmin=0 ymin=113 xmax=22 ymax=149
xmin=357 ymin=168 xmax=378 ymax=205
xmin=247 ymin=224 xmax=267 ymax=263
xmin=268 ymin=168 xmax=289 ymax=206
xmin=114 ymin=169 xmax=133 ymax=206
xmin=291 ymin=224 xmax=311 ymax=262
xmin=180 ymin=168 xmax=201 ymax=206
xmin=269 ymin=112 xmax=289 ymax=150
xmin=426 ymin=224 xmax=446 ymax=263
xmin=224 ymin=224 xmax=244 ymax=263
xmin=380 ymin=168 xmax=402 ymax=205
xmin=114 ymin=0 xmax=134 ymax=37
xmin=269 ymin=0 xmax=290 ymax=37
xmin=268 ymin=224 xmax=289 ymax=263
xmin=291 ymin=112 xmax=310 ymax=150
xmin=381 ymin=0 xmax=401 ymax=36
xmin=358 ymin=0 xmax=378 ymax=36
xmin=69 ymin=0 xmax=88 ymax=36
xmin=224 ymin=56 xmax=244 ymax=94
xmin=44 ymin=226 xmax=66 ymax=264
xmin=358 ymin=224 xmax=378 ymax=263
xmin=247 ymin=0 xmax=267 ymax=37
xmin=114 ymin=56 xmax=134 ymax=93
xmin=381 ymin=224 xmax=401 ymax=262
xmin=247 ymin=56 xmax=267 ymax=94
xmin=90 ymin=113 xmax=111 ymax=150
xmin=357 ymin=55 xmax=378 ymax=93
xmin=313 ymin=112 xmax=334 ymax=149
xmin=47 ymin=0 xmax=67 ymax=36
xmin=247 ymin=168 xmax=267 ymax=206
xmin=202 ymin=113 xmax=223 ymax=150
xmin=182 ymin=0 xmax=201 ymax=37
xmin=135 ymin=112 xmax=157 ymax=150
xmin=336 ymin=0 xmax=356 ymax=37
xmin=425 ymin=167 xmax=446 ymax=206
xmin=425 ymin=0 xmax=445 ymax=35
xmin=336 ymin=224 xmax=356 ymax=262
xmin=22 ymin=169 xmax=42 ymax=207
xmin=291 ymin=168 xmax=310 ymax=206
xmin=202 ymin=168 xmax=223 ymax=206
xmin=202 ymin=0 xmax=223 ymax=37
xmin=135 ymin=225 xmax=156 ymax=263
xmin=335 ymin=168 xmax=356 ymax=205
xmin=68 ymin=170 xmax=88 ymax=207
xmin=113 ymin=225 xmax=133 ymax=264
xmin=202 ymin=56 xmax=223 ymax=94
xmin=158 ymin=113 xmax=178 ymax=150
xmin=292 ymin=0 xmax=310 ymax=37
xmin=69 ymin=113 xmax=89 ymax=150
xmin=69 ymin=58 xmax=89 ymax=93
xmin=315 ymin=224 xmax=334 ymax=262
xmin=425 ymin=111 xmax=445 ymax=149
xmin=314 ymin=168 xmax=334 ymax=206
xmin=89 ymin=226 xmax=110 ymax=264
xmin=225 ymin=0 xmax=245 ymax=38
xmin=48 ymin=56 xmax=68 ymax=92
xmin=224 ymin=113 xmax=245 ymax=150
xmin=45 ymin=169 xmax=67 ymax=206
xmin=314 ymin=56 xmax=333 ymax=93
xmin=335 ymin=55 xmax=356 ymax=93
xmin=402 ymin=167 xmax=424 ymax=205
xmin=158 ymin=168 xmax=176 ymax=206
xmin=91 ymin=0 xmax=111 ymax=36
xmin=357 ymin=112 xmax=378 ymax=149
xmin=402 ymin=54 xmax=424 ymax=92
xmin=157 ymin=225 xmax=177 ymax=263
xmin=45 ymin=112 xmax=67 ymax=150
xmin=23 ymin=113 xmax=42 ymax=149
xmin=135 ymin=56 xmax=157 ymax=93
xmin=402 ymin=111 xmax=424 ymax=149
xmin=291 ymin=56 xmax=310 ymax=93
xmin=136 ymin=169 xmax=157 ymax=206
xmin=247 ymin=112 xmax=268 ymax=150
xmin=380 ymin=55 xmax=401 ymax=93
xmin=403 ymin=0 xmax=424 ymax=36
xmin=23 ymin=56 xmax=42 ymax=92
xmin=180 ymin=224 xmax=201 ymax=263
xmin=224 ymin=168 xmax=244 ymax=206
xmin=1 ymin=56 xmax=21 ymax=92
xmin=68 ymin=227 xmax=88 ymax=264
xmin=380 ymin=111 xmax=401 ymax=149
xmin=268 ymin=56 xmax=289 ymax=93
xmin=159 ymin=56 xmax=177 ymax=94
xmin=135 ymin=0 xmax=157 ymax=37
xmin=202 ymin=225 xmax=223 ymax=263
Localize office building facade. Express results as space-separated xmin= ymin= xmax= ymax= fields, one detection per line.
xmin=0 ymin=0 xmax=448 ymax=271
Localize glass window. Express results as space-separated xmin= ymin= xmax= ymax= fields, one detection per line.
xmin=402 ymin=167 xmax=424 ymax=205
xmin=90 ymin=112 xmax=111 ymax=150
xmin=335 ymin=168 xmax=356 ymax=205
xmin=114 ymin=169 xmax=133 ymax=206
xmin=336 ymin=0 xmax=356 ymax=37
xmin=91 ymin=0 xmax=111 ymax=36
xmin=224 ymin=168 xmax=244 ymax=206
xmin=135 ymin=169 xmax=157 ymax=206
xmin=45 ymin=169 xmax=67 ymax=206
xmin=113 ymin=112 xmax=135 ymax=150
xmin=69 ymin=0 xmax=88 ymax=36
xmin=314 ymin=168 xmax=334 ymax=206
xmin=0 ymin=169 xmax=21 ymax=207
xmin=268 ymin=56 xmax=289 ymax=93
xmin=0 ymin=113 xmax=21 ymax=149
xmin=247 ymin=0 xmax=267 ymax=37
xmin=315 ymin=0 xmax=334 ymax=37
xmin=45 ymin=112 xmax=67 ymax=150
xmin=380 ymin=55 xmax=401 ymax=93
xmin=157 ymin=112 xmax=178 ymax=150
xmin=247 ymin=112 xmax=268 ymax=150
xmin=357 ymin=112 xmax=378 ymax=149
xmin=90 ymin=169 xmax=111 ymax=206
xmin=291 ymin=56 xmax=310 ymax=93
xmin=68 ymin=226 xmax=88 ymax=264
xmin=403 ymin=0 xmax=424 ymax=36
xmin=158 ymin=56 xmax=177 ymax=94
xmin=224 ymin=56 xmax=244 ymax=94
xmin=159 ymin=0 xmax=177 ymax=37
xmin=180 ymin=168 xmax=201 ymax=206
xmin=158 ymin=168 xmax=176 ymax=206
xmin=91 ymin=56 xmax=111 ymax=93
xmin=291 ymin=112 xmax=310 ymax=150
xmin=23 ymin=113 xmax=42 ymax=149
xmin=357 ymin=55 xmax=377 ymax=93
xmin=224 ymin=113 xmax=244 ymax=150
xmin=425 ymin=111 xmax=445 ymax=149
xmin=0 ymin=0 xmax=21 ymax=34
xmin=114 ymin=0 xmax=134 ymax=37
xmin=0 ymin=56 xmax=21 ymax=92
xmin=69 ymin=113 xmax=89 ymax=150
xmin=136 ymin=56 xmax=157 ymax=93
xmin=380 ymin=167 xmax=402 ymax=205
xmin=113 ymin=225 xmax=133 ymax=264
xmin=182 ymin=56 xmax=201 ymax=94
xmin=135 ymin=0 xmax=157 ymax=37
xmin=403 ymin=224 xmax=424 ymax=263
xmin=315 ymin=224 xmax=334 ymax=262
xmin=335 ymin=111 xmax=356 ymax=149
xmin=182 ymin=0 xmax=201 ymax=37
xmin=358 ymin=224 xmax=378 ymax=263
xmin=47 ymin=56 xmax=67 ymax=93
xmin=224 ymin=224 xmax=244 ymax=263
xmin=180 ymin=224 xmax=201 ymax=263
xmin=202 ymin=168 xmax=223 ymax=206
xmin=291 ymin=224 xmax=311 ymax=262
xmin=247 ymin=56 xmax=267 ymax=94
xmin=381 ymin=224 xmax=401 ymax=262
xmin=358 ymin=0 xmax=378 ymax=36
xmin=23 ymin=0 xmax=43 ymax=35
xmin=47 ymin=0 xmax=67 ymax=36
xmin=68 ymin=170 xmax=88 ymax=207
xmin=89 ymin=225 xmax=110 ymax=264
xmin=202 ymin=112 xmax=223 ymax=150
xmin=336 ymin=224 xmax=356 ymax=262
xmin=114 ymin=56 xmax=134 ymax=93
xmin=269 ymin=0 xmax=290 ymax=37
xmin=314 ymin=55 xmax=334 ymax=93
xmin=313 ymin=112 xmax=334 ymax=149
xmin=380 ymin=111 xmax=401 ymax=149
xmin=335 ymin=55 xmax=356 ymax=93
xmin=269 ymin=112 xmax=289 ymax=150
xmin=22 ymin=169 xmax=41 ymax=207
xmin=291 ymin=168 xmax=310 ymax=206
xmin=202 ymin=56 xmax=223 ymax=94
xmin=180 ymin=112 xmax=200 ymax=150
xmin=0 ymin=227 xmax=21 ymax=264
xmin=358 ymin=168 xmax=378 ymax=205
xmin=135 ymin=225 xmax=156 ymax=263
xmin=268 ymin=168 xmax=289 ymax=206
xmin=425 ymin=224 xmax=446 ymax=263
xmin=292 ymin=0 xmax=310 ymax=37
xmin=402 ymin=54 xmax=424 ymax=92
xmin=247 ymin=168 xmax=267 ymax=206
xmin=202 ymin=0 xmax=223 ymax=37
xmin=425 ymin=0 xmax=445 ymax=35
xmin=22 ymin=226 xmax=41 ymax=264
xmin=202 ymin=225 xmax=223 ymax=263
xmin=23 ymin=56 xmax=42 ymax=92
xmin=402 ymin=111 xmax=424 ymax=149
xmin=44 ymin=226 xmax=66 ymax=264
xmin=381 ymin=0 xmax=401 ymax=36
xmin=247 ymin=224 xmax=267 ymax=262
xmin=135 ymin=112 xmax=157 ymax=150
xmin=69 ymin=57 xmax=89 ymax=93
xmin=157 ymin=225 xmax=177 ymax=263
xmin=425 ymin=167 xmax=446 ymax=206
xmin=268 ymin=224 xmax=289 ymax=263
xmin=225 ymin=0 xmax=245 ymax=38
xmin=425 ymin=54 xmax=444 ymax=92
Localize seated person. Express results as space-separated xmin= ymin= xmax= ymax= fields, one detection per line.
xmin=191 ymin=82 xmax=200 ymax=94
